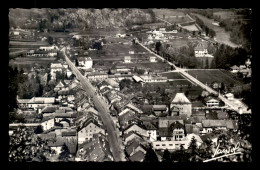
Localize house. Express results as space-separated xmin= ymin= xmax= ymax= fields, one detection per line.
xmin=206 ymin=98 xmax=220 ymax=108
xmin=41 ymin=116 xmax=55 ymax=131
xmin=149 ymin=56 xmax=157 ymax=62
xmin=97 ymin=80 xmax=113 ymax=91
xmin=18 ymin=97 xmax=55 ymax=110
xmin=123 ymin=124 xmax=147 ymax=137
xmin=118 ymin=109 xmax=136 ymax=129
xmin=139 ymin=75 xmax=168 ymax=83
xmin=152 ymin=133 xmax=202 ymax=150
xmin=201 ymin=120 xmax=238 ymax=134
xmin=105 ymin=78 xmax=120 ymax=91
xmin=66 ymin=70 xmax=73 ymax=78
xmin=152 ymin=105 xmax=168 ymax=115
xmin=78 ymin=57 xmax=93 ymax=69
xmin=77 ymin=118 xmax=105 ymax=144
xmin=125 ymin=103 xmax=143 ymax=114
xmin=50 ymin=63 xmax=63 ymax=80
xmin=185 ymin=124 xmax=201 ymax=135
xmin=225 ymin=93 xmax=234 ymax=100
xmin=123 ymin=131 xmax=144 ymax=145
xmin=41 ymin=106 xmax=58 ymax=117
xmin=158 ymin=117 xmax=184 ymax=141
xmin=125 ymin=140 xmax=147 ymax=157
xmin=39 ymin=45 xmax=58 ymax=51
xmin=194 ymin=43 xmax=208 ymax=57
xmin=129 ymin=50 xmax=135 ymax=54
xmin=129 ymin=151 xmax=145 ymax=162
xmin=230 ymin=65 xmax=239 ymax=73
xmin=142 ymin=121 xmax=158 ymax=141
xmin=87 ymin=72 xmax=108 ymax=81
xmin=76 ymin=133 xmax=113 ymax=162
xmin=124 ymin=56 xmax=131 ymax=63
xmin=170 ymin=93 xmax=192 ymax=117
xmin=54 ymin=81 xmax=65 ymax=92
xmin=106 ymin=90 xmax=122 ymax=104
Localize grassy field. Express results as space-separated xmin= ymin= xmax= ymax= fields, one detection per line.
xmin=152 ymin=9 xmax=191 ymax=23
xmin=191 ymin=13 xmax=239 ymax=48
xmin=213 ymin=11 xmax=235 ymax=20
xmin=160 ymin=72 xmax=185 ymax=79
xmin=118 ymin=62 xmax=171 ymax=72
xmin=187 ymin=69 xmax=244 ymax=86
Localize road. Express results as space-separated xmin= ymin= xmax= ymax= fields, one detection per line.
xmin=61 ymin=48 xmax=126 ymax=161
xmin=136 ymin=41 xmax=250 ymax=114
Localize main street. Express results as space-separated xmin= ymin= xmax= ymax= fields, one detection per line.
xmin=61 ymin=48 xmax=126 ymax=161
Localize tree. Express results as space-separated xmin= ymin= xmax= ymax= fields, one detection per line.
xmin=188 ymin=136 xmax=198 ymax=162
xmin=143 ymin=145 xmax=159 ymax=162
xmin=58 ymin=144 xmax=70 ymax=161
xmin=47 ymin=36 xmax=54 ymax=45
xmin=155 ymin=41 xmax=162 ymax=54
xmin=75 ymin=58 xmax=79 ymax=67
xmin=34 ymin=125 xmax=43 ymax=134
xmin=162 ymin=149 xmax=171 ymax=162
xmin=9 ymin=126 xmax=53 ymax=162
xmin=205 ymin=58 xmax=209 ymax=69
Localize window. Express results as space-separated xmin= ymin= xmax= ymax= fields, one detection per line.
xmin=162 ymin=144 xmax=166 ymax=146
xmin=156 ymin=144 xmax=160 ymax=146
xmin=169 ymin=144 xmax=173 ymax=146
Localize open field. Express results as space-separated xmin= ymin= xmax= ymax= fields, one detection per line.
xmin=182 ymin=24 xmax=199 ymax=31
xmin=187 ymin=69 xmax=244 ymax=86
xmin=160 ymin=72 xmax=185 ymax=79
xmin=153 ymin=9 xmax=192 ymax=23
xmin=39 ymin=31 xmax=73 ymax=38
xmin=118 ymin=62 xmax=171 ymax=71
xmin=191 ymin=13 xmax=239 ymax=48
xmin=9 ymin=40 xmax=50 ymax=49
xmin=213 ymin=11 xmax=236 ymax=20
xmin=79 ymin=27 xmax=126 ymax=37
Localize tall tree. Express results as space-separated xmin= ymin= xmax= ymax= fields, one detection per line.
xmin=162 ymin=149 xmax=171 ymax=162
xmin=58 ymin=144 xmax=70 ymax=161
xmin=188 ymin=136 xmax=198 ymax=162
xmin=143 ymin=145 xmax=159 ymax=162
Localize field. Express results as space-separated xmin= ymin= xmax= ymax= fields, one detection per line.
xmin=9 ymin=57 xmax=56 ymax=70
xmin=9 ymin=40 xmax=50 ymax=49
xmin=181 ymin=24 xmax=199 ymax=31
xmin=118 ymin=62 xmax=171 ymax=72
xmin=187 ymin=69 xmax=244 ymax=86
xmin=213 ymin=11 xmax=235 ymax=20
xmin=160 ymin=72 xmax=185 ymax=79
xmin=191 ymin=13 xmax=239 ymax=48
xmin=152 ymin=9 xmax=192 ymax=23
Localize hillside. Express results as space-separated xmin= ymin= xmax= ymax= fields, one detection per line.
xmin=9 ymin=8 xmax=155 ymax=30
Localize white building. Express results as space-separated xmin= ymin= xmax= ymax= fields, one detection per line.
xmin=124 ymin=56 xmax=131 ymax=63
xmin=39 ymin=45 xmax=58 ymax=51
xmin=149 ymin=56 xmax=157 ymax=63
xmin=78 ymin=57 xmax=93 ymax=69
xmin=194 ymin=43 xmax=208 ymax=57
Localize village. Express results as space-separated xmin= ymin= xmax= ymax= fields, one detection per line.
xmin=8 ymin=8 xmax=252 ymax=163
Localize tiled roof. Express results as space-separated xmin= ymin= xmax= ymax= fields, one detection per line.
xmin=158 ymin=116 xmax=184 ymax=128
xmin=129 ymin=151 xmax=145 ymax=162
xmin=123 ymin=131 xmax=143 ymax=140
xmin=202 ymin=120 xmax=238 ymax=129
xmin=171 ymin=93 xmax=191 ymax=104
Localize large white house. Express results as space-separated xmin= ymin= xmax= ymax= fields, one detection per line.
xmin=194 ymin=43 xmax=209 ymax=57
xmin=78 ymin=57 xmax=93 ymax=69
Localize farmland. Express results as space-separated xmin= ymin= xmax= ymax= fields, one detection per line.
xmin=213 ymin=11 xmax=236 ymax=20
xmin=159 ymin=72 xmax=185 ymax=79
xmin=9 ymin=40 xmax=49 ymax=49
xmin=152 ymin=9 xmax=192 ymax=23
xmin=191 ymin=13 xmax=239 ymax=48
xmin=186 ymin=69 xmax=244 ymax=86
xmin=118 ymin=61 xmax=171 ymax=72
